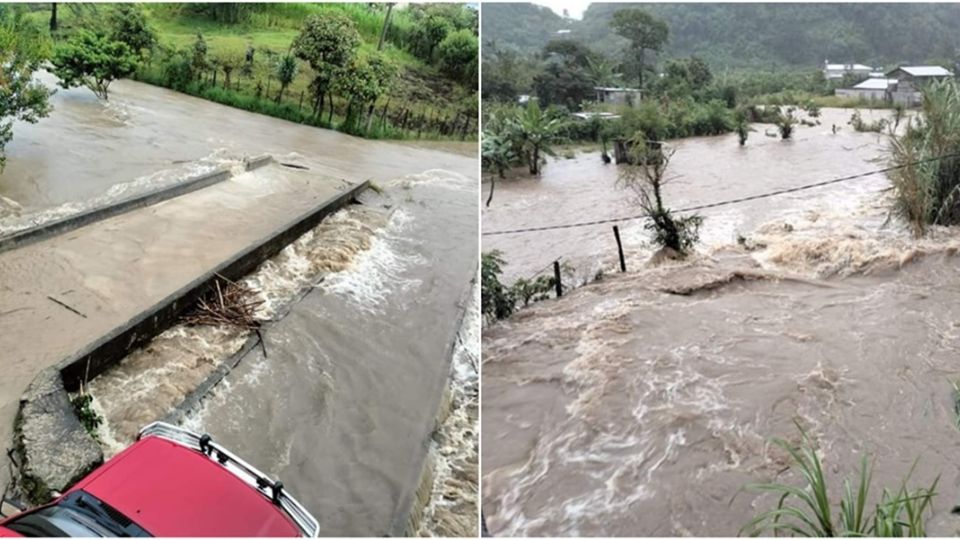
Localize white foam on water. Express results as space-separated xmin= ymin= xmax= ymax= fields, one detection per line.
xmin=323 ymin=207 xmax=425 ymax=314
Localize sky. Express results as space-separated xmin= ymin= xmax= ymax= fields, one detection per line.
xmin=531 ymin=0 xmax=593 ymax=20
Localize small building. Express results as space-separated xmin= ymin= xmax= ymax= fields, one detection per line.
xmin=834 ymin=77 xmax=897 ymax=101
xmin=594 ymin=87 xmax=641 ymax=106
xmin=885 ymin=65 xmax=955 ymax=106
xmin=823 ymin=60 xmax=875 ymax=80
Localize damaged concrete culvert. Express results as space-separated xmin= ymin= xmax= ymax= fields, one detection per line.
xmin=14 ymin=369 xmax=102 ymax=505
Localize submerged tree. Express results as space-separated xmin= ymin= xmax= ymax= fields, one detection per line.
xmin=51 ymin=30 xmax=139 ymax=100
xmin=510 ymin=101 xmax=565 ymax=176
xmin=610 ymin=8 xmax=669 ymax=89
xmin=0 ymin=10 xmax=53 ymax=171
xmin=481 ymin=131 xmax=515 ymax=207
xmin=617 ymin=134 xmax=702 ymax=255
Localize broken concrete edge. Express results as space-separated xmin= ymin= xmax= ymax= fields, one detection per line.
xmin=12 ymin=369 xmax=103 ymax=505
xmin=58 ymin=179 xmax=370 ymax=392
xmin=0 ymin=165 xmax=236 ymax=255
xmin=10 ymin=180 xmax=368 ymax=503
xmin=245 ymin=154 xmax=274 ymax=171
xmin=390 ymin=272 xmax=479 ymax=537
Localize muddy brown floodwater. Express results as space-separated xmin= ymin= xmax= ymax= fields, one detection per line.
xmin=0 ymin=72 xmax=478 ymax=534
xmin=482 ymin=108 xmax=960 ymax=536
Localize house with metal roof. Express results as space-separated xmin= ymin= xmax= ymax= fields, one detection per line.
xmin=835 ymin=78 xmax=898 ymax=101
xmin=822 ymin=60 xmax=876 ymax=80
xmin=885 ymin=65 xmax=955 ymax=105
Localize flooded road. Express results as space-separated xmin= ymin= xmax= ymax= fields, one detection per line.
xmin=90 ymin=171 xmax=478 ymax=536
xmin=0 ymin=71 xmax=473 ymax=228
xmin=0 ymin=72 xmax=478 ymax=533
xmin=481 ymin=107 xmax=960 ymax=535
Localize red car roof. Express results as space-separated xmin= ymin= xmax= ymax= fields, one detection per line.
xmin=69 ymin=436 xmax=300 ymax=537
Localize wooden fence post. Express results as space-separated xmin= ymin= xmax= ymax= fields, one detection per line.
xmin=553 ymin=260 xmax=562 ymax=298
xmin=613 ymin=225 xmax=626 ymax=272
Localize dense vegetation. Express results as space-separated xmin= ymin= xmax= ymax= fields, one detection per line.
xmin=0 ymin=6 xmax=52 ymax=170
xmin=20 ymin=2 xmax=478 ymax=140
xmin=483 ymin=3 xmax=960 ymax=71
xmin=890 ymin=79 xmax=960 ymax=236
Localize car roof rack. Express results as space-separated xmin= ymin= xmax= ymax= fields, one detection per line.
xmin=138 ymin=422 xmax=319 ymax=537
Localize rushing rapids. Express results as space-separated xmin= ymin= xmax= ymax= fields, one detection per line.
xmin=481 ymin=107 xmax=960 ymax=536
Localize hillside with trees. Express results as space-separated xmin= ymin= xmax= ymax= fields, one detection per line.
xmin=483 ymin=3 xmax=960 ymax=71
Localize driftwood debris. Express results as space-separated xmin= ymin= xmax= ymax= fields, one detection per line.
xmin=182 ymin=275 xmax=263 ymax=330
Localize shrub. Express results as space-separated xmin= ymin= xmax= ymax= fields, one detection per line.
xmin=617 ymin=138 xmax=702 ymax=255
xmin=890 ymin=80 xmax=960 ymax=236
xmin=481 ymin=250 xmax=515 ymax=321
xmin=741 ymin=423 xmax=938 ymax=537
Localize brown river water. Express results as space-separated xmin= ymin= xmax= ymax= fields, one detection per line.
xmin=482 ymin=108 xmax=960 ymax=536
xmin=1 ymin=73 xmax=478 ymax=535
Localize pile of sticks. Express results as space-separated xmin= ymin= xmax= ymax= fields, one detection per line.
xmin=183 ymin=275 xmax=263 ymax=330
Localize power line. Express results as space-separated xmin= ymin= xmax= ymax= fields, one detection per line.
xmin=481 ymin=151 xmax=960 ymax=237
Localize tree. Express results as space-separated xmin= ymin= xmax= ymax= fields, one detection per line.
xmin=292 ymin=14 xmax=360 ymax=120
xmin=533 ymin=39 xmax=596 ymax=110
xmin=0 ymin=11 xmax=53 ymax=171
xmin=510 ymin=101 xmax=565 ymax=176
xmin=482 ymin=131 xmax=516 ymax=207
xmin=191 ymin=33 xmax=208 ymax=83
xmin=274 ymin=54 xmax=298 ymax=104
xmin=610 ymin=8 xmax=668 ymax=89
xmin=334 ymin=53 xmax=394 ymax=134
xmin=437 ymin=29 xmax=478 ymax=85
xmin=617 ymin=138 xmax=701 ymax=255
xmin=108 ymin=4 xmax=156 ymax=58
xmin=51 ymin=30 xmax=139 ymax=100
xmin=410 ymin=14 xmax=452 ymax=60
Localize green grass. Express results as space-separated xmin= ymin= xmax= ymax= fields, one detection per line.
xmin=20 ymin=3 xmax=476 ymax=141
xmin=740 ymin=423 xmax=939 ymax=537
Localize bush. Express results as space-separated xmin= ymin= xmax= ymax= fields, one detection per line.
xmin=481 ymin=250 xmax=515 ymax=321
xmin=436 ymin=28 xmax=477 ymax=85
xmin=890 ymin=80 xmax=960 ymax=236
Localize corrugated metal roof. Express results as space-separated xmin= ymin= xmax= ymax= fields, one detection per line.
xmin=890 ymin=66 xmax=954 ymax=77
xmin=853 ymin=78 xmax=897 ymax=90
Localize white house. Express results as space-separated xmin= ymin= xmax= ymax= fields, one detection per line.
xmin=834 ymin=77 xmax=898 ymax=101
xmin=823 ymin=60 xmax=876 ymax=80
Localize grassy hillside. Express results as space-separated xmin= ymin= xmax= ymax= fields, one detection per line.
xmin=23 ymin=3 xmax=477 ymax=140
xmin=483 ymin=2 xmax=960 ymax=71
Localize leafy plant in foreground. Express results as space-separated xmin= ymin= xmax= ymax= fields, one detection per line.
xmin=740 ymin=424 xmax=938 ymax=537
xmin=70 ymin=393 xmax=103 ymax=441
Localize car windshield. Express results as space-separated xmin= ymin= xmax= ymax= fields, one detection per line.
xmin=6 ymin=505 xmax=112 ymax=537
xmin=5 ymin=492 xmax=151 ymax=538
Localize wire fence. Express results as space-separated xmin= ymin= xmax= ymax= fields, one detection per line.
xmin=489 ymin=150 xmax=960 ymax=298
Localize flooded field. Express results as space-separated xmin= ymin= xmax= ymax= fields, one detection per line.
xmin=481 ymin=107 xmax=960 ymax=536
xmin=482 ymin=108 xmax=899 ymax=282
